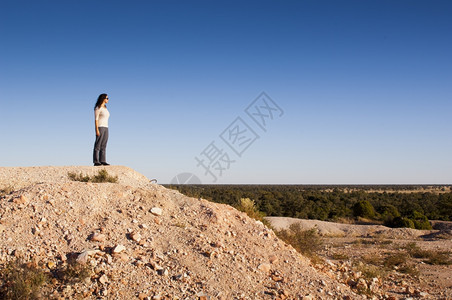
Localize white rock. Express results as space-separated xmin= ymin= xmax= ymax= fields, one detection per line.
xmin=112 ymin=244 xmax=126 ymax=253
xmin=150 ymin=207 xmax=163 ymax=216
xmin=131 ymin=232 xmax=142 ymax=242
xmin=99 ymin=274 xmax=109 ymax=284
xmin=91 ymin=233 xmax=106 ymax=242
xmin=257 ymin=263 xmax=271 ymax=273
xmin=76 ymin=250 xmax=97 ymax=264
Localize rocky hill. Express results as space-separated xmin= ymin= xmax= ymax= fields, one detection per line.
xmin=0 ymin=166 xmax=359 ymax=299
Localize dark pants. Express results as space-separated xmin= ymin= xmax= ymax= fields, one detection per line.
xmin=93 ymin=127 xmax=109 ymax=164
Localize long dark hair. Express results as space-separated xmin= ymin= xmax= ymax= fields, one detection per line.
xmin=94 ymin=93 xmax=108 ymax=109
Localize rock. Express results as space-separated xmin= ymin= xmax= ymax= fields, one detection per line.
xmin=113 ymin=252 xmax=129 ymax=262
xmin=90 ymin=233 xmax=106 ymax=242
xmin=352 ymin=271 xmax=361 ymax=279
xmin=59 ymin=253 xmax=67 ymax=262
xmin=157 ymin=268 xmax=169 ymax=276
xmin=150 ymin=207 xmax=163 ymax=216
xmin=76 ymin=250 xmax=98 ymax=264
xmin=257 ymin=263 xmax=271 ymax=273
xmin=271 ymin=274 xmax=284 ymax=282
xmin=13 ymin=195 xmax=29 ymax=205
xmin=131 ymin=232 xmax=142 ymax=242
xmin=196 ymin=291 xmax=209 ymax=299
xmin=269 ymin=254 xmax=279 ymax=264
xmin=356 ymin=278 xmax=368 ymax=290
xmin=406 ymin=286 xmax=415 ymax=294
xmin=99 ymin=274 xmax=109 ymax=284
xmin=100 ymin=288 xmax=108 ymax=296
xmin=368 ymin=277 xmax=379 ymax=292
xmin=138 ymin=293 xmax=148 ymax=300
xmin=346 ymin=279 xmax=356 ymax=287
xmin=112 ymin=244 xmax=126 ymax=253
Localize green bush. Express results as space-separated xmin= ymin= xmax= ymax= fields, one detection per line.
xmin=352 ymin=200 xmax=375 ymax=219
xmin=409 ymin=211 xmax=432 ymax=230
xmin=379 ymin=205 xmax=401 ymax=226
xmin=391 ymin=216 xmax=415 ymax=229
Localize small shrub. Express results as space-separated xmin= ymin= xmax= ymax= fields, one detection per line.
xmin=404 ymin=242 xmax=451 ymax=265
xmin=173 ymin=222 xmax=186 ymax=228
xmin=0 ymin=259 xmax=49 ymax=300
xmin=403 ymin=242 xmax=419 ymax=252
xmin=362 ymin=255 xmax=382 ymax=266
xmin=423 ymin=251 xmax=451 ymax=265
xmin=377 ymin=240 xmax=393 ymax=248
xmin=384 ymin=252 xmax=407 ymax=268
xmin=331 ymin=253 xmax=349 ymax=260
xmin=276 ymin=224 xmax=323 ymax=258
xmin=92 ymin=169 xmax=118 ymax=183
xmin=398 ymin=264 xmax=420 ymax=276
xmin=353 ymin=261 xmax=386 ymax=279
xmin=0 ymin=186 xmax=14 ymax=197
xmin=351 ymin=238 xmax=376 ymax=246
xmin=68 ymin=169 xmax=118 ymax=183
xmin=56 ymin=260 xmax=92 ymax=283
xmin=235 ymin=198 xmax=266 ymax=223
xmin=68 ymin=172 xmax=90 ymax=182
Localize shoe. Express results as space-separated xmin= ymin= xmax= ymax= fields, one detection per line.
xmin=101 ymin=162 xmax=110 ymax=166
xmin=94 ymin=163 xmax=102 ymax=166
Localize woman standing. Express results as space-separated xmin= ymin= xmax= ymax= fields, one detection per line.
xmin=93 ymin=93 xmax=110 ymax=166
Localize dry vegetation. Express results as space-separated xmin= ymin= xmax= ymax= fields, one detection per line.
xmin=67 ymin=169 xmax=118 ymax=183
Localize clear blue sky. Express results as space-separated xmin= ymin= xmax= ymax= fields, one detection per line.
xmin=1 ymin=0 xmax=451 ymax=184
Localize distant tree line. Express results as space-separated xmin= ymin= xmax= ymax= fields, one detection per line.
xmin=165 ymin=185 xmax=452 ymax=229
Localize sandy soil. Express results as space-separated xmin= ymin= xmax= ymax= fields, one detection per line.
xmin=266 ymin=216 xmax=452 ymax=299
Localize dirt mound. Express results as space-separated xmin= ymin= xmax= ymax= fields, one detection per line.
xmin=266 ymin=217 xmax=437 ymax=239
xmin=0 ymin=166 xmax=358 ymax=299
xmin=0 ymin=166 xmax=152 ymax=189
